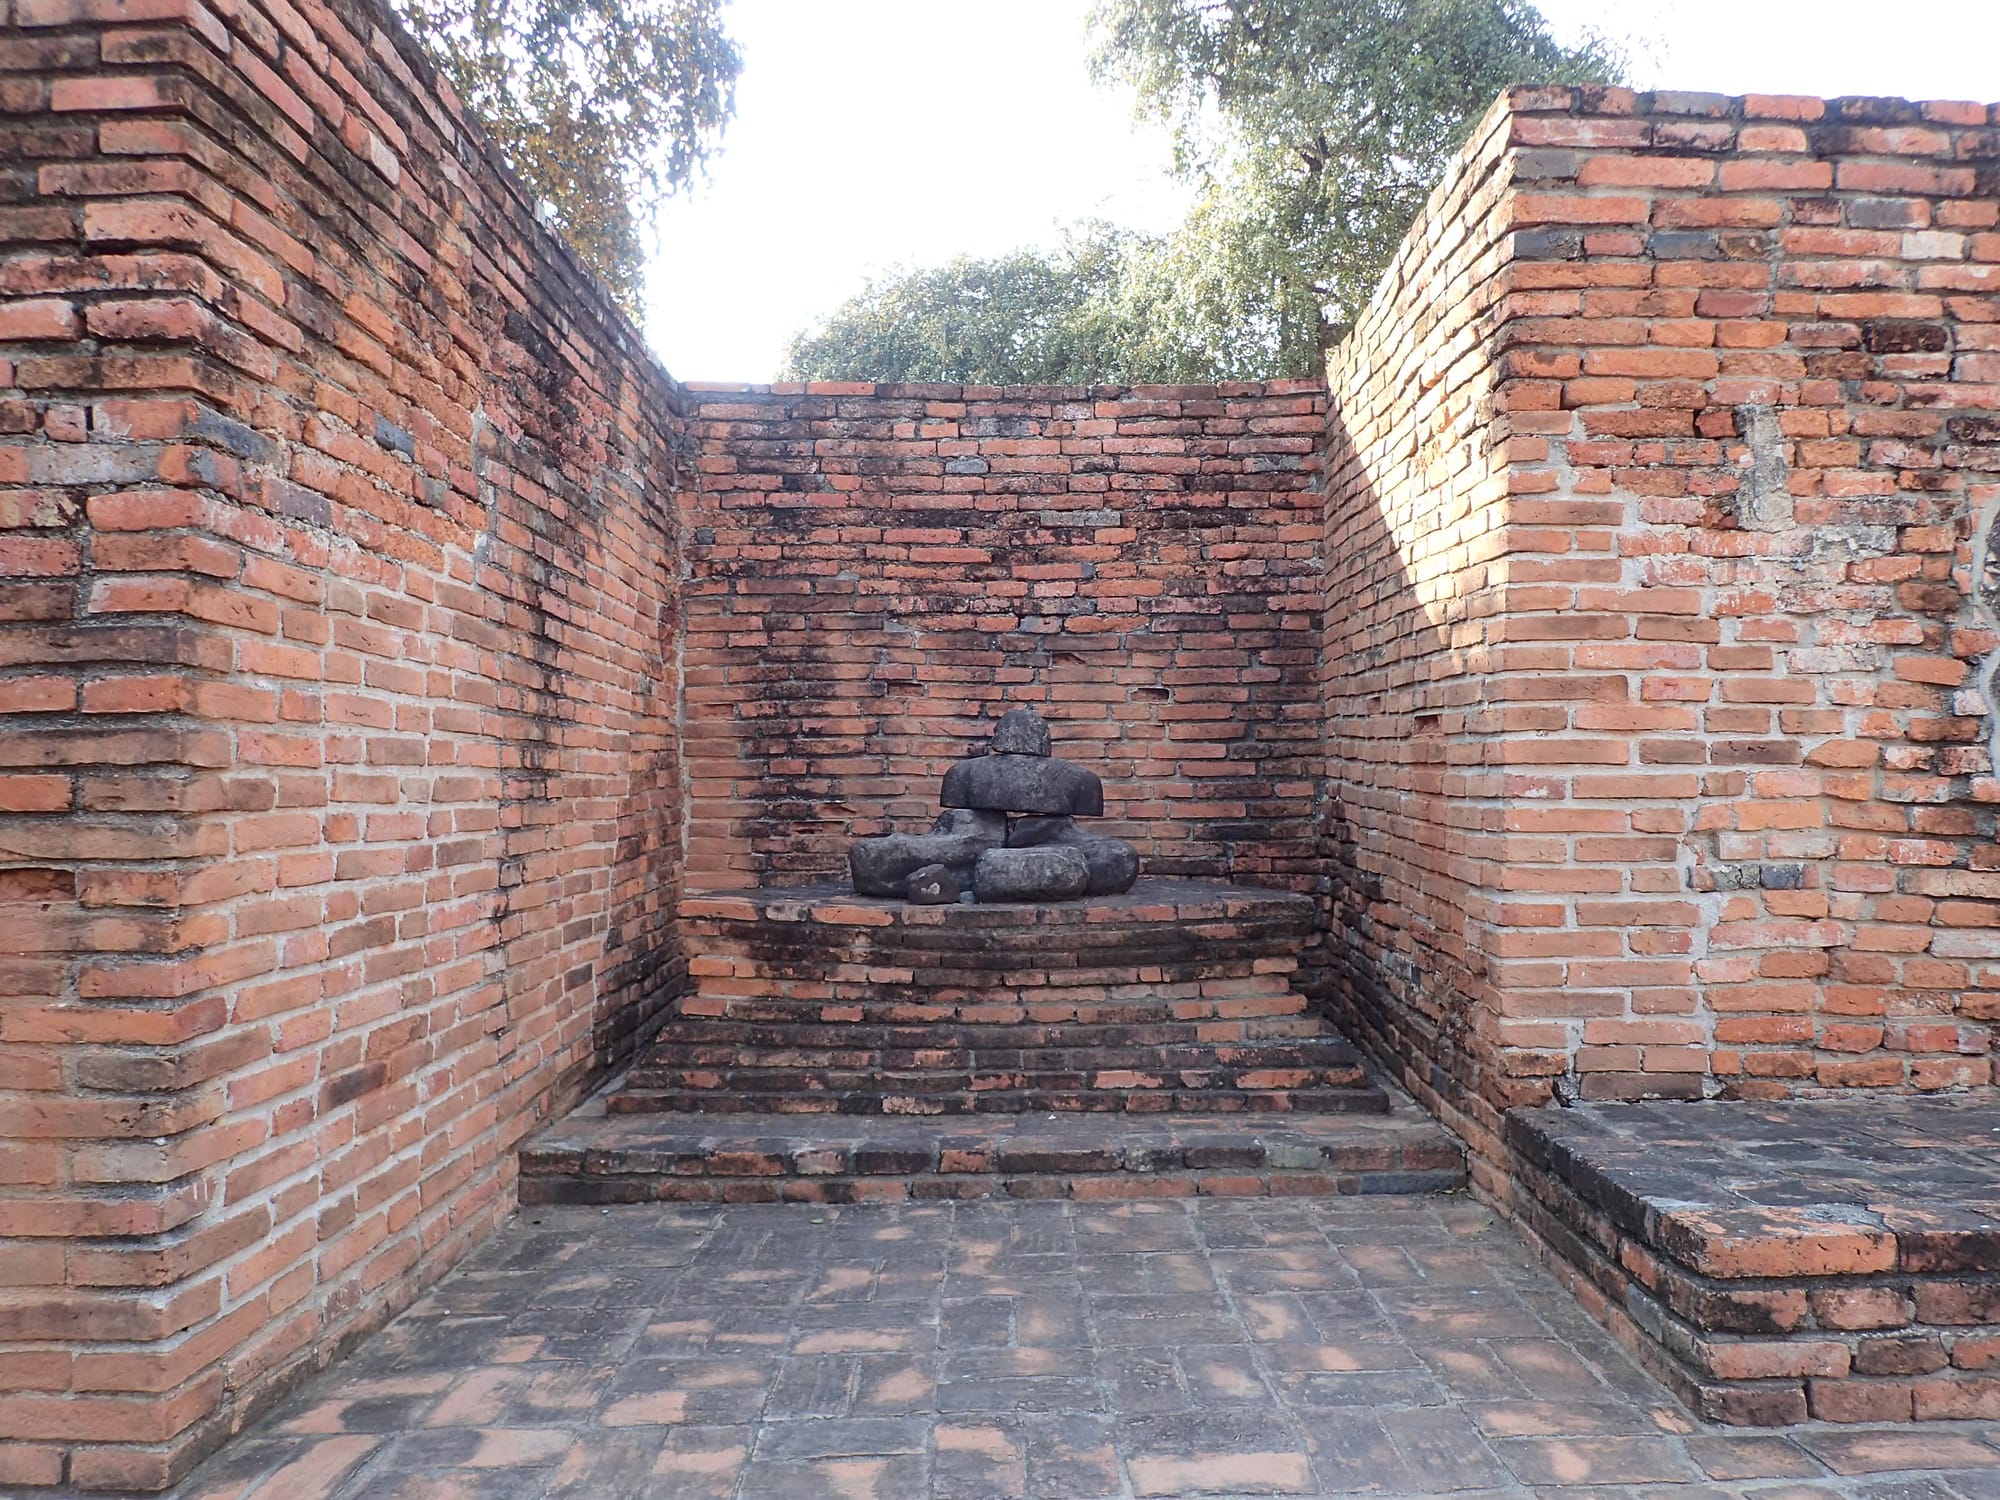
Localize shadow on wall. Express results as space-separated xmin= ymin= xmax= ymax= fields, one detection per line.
xmin=1314 ymin=397 xmax=1499 ymax=1153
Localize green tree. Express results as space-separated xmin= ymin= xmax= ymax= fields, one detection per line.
xmin=1092 ymin=0 xmax=1621 ymax=371
xmin=394 ymin=0 xmax=740 ymax=314
xmin=788 ymin=0 xmax=1618 ymax=382
xmin=784 ymin=226 xmax=1163 ymax=385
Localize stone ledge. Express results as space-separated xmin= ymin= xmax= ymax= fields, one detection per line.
xmin=1506 ymin=1098 xmax=2000 ymax=1426
xmin=524 ymin=1082 xmax=1464 ymax=1205
xmin=638 ymin=879 xmax=1386 ymax=1116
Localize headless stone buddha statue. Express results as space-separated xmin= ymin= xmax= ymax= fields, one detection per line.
xmin=847 ymin=708 xmax=1139 ymax=902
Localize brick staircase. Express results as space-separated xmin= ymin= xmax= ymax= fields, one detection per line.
xmin=611 ymin=881 xmax=1387 ymax=1117
xmin=520 ymin=881 xmax=1465 ymax=1204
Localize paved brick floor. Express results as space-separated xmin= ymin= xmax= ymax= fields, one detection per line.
xmin=173 ymin=1196 xmax=2000 ymax=1499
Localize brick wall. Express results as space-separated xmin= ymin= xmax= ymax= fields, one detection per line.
xmin=0 ymin=0 xmax=684 ymax=1488
xmin=1319 ymin=99 xmax=1522 ymax=1168
xmin=1322 ymin=86 xmax=2000 ymax=1181
xmin=680 ymin=382 xmax=1328 ymax=896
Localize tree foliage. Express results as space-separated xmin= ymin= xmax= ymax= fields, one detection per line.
xmin=789 ymin=0 xmax=1618 ymax=382
xmin=395 ymin=0 xmax=740 ymax=313
xmin=1092 ymin=0 xmax=1621 ymax=371
xmin=786 ymin=227 xmax=1160 ymax=385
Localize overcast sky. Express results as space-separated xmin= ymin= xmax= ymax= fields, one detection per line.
xmin=641 ymin=0 xmax=2000 ymax=383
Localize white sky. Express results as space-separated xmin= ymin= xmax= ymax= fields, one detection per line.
xmin=642 ymin=0 xmax=2000 ymax=382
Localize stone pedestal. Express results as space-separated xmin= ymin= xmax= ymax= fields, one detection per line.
xmin=615 ymin=881 xmax=1388 ymax=1117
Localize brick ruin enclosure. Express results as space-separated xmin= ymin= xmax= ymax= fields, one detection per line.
xmin=1 ymin=0 xmax=1999 ymax=1487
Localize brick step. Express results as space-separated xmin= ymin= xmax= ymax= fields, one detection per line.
xmin=631 ymin=1037 xmax=1366 ymax=1075
xmin=676 ymin=992 xmax=1312 ymax=1025
xmin=623 ymin=1066 xmax=1374 ymax=1100
xmin=646 ymin=1016 xmax=1328 ymax=1051
xmin=524 ymin=1089 xmax=1461 ymax=1205
xmin=606 ymin=1084 xmax=1389 ymax=1115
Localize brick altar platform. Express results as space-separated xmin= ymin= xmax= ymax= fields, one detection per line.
xmin=615 ymin=882 xmax=1387 ymax=1117
xmin=1508 ymin=1097 xmax=2000 ymax=1427
xmin=522 ymin=1087 xmax=1464 ymax=1204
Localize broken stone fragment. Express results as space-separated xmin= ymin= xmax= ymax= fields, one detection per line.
xmin=971 ymin=845 xmax=1090 ymax=903
xmin=989 ymin=706 xmax=1052 ymax=756
xmin=904 ymin=863 xmax=959 ymax=904
xmin=1007 ymin=816 xmax=1139 ymax=896
xmin=847 ymin=809 xmax=1006 ymax=897
xmin=940 ymin=754 xmax=1104 ymax=817
xmin=932 ymin=808 xmax=1005 ymax=839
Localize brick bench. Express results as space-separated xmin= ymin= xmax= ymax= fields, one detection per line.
xmin=1506 ymin=1098 xmax=2000 ymax=1425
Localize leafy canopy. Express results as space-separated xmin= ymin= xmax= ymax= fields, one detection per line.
xmin=1093 ymin=0 xmax=1620 ymax=369
xmin=394 ymin=0 xmax=740 ymax=314
xmin=787 ymin=0 xmax=1617 ymax=382
xmin=788 ymin=226 xmax=1161 ymax=387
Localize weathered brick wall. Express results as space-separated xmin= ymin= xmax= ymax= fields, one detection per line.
xmin=0 ymin=0 xmax=684 ymax=1488
xmin=681 ymin=382 xmax=1328 ymax=896
xmin=1323 ymin=86 xmax=2000 ymax=1179
xmin=1319 ymin=99 xmax=1522 ymax=1165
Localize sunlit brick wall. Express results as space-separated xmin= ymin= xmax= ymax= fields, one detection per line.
xmin=0 ymin=0 xmax=685 ymax=1487
xmin=1323 ymin=85 xmax=2000 ymax=1180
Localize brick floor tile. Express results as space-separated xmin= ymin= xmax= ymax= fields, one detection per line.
xmin=1491 ymin=1339 xmax=1631 ymax=1400
xmin=1126 ymin=1448 xmax=1318 ymax=1496
xmin=499 ymin=1305 xmax=652 ymax=1362
xmin=1013 ymin=1293 xmax=1090 ymax=1347
xmin=931 ymin=1422 xmax=1028 ymax=1499
xmin=791 ymin=1320 xmax=931 ymax=1356
xmin=1076 ymin=1249 xmax=1218 ymax=1293
xmin=766 ymin=1355 xmax=858 ymax=1418
xmin=1098 ymin=1350 xmax=1189 ymax=1412
xmin=938 ymin=1376 xmax=1104 ymax=1414
xmin=1178 ymin=1343 xmax=1272 ymax=1402
xmin=371 ymin=1426 xmax=577 ymax=1481
xmin=1214 ymin=1247 xmax=1365 ymax=1293
xmin=1416 ymin=1342 xmax=1540 ymax=1400
xmin=1493 ymin=1434 xmax=1703 ymax=1486
xmin=732 ymin=1455 xmax=930 ymax=1500
xmin=1016 ymin=1415 xmax=1123 ymax=1499
xmin=644 ymin=1426 xmax=751 ymax=1500
xmin=1342 ymin=1243 xmax=1432 ymax=1286
xmin=275 ymin=1376 xmax=454 ymax=1436
xmin=344 ymin=1476 xmax=477 ymax=1500
xmin=1269 ymin=1366 xmax=1449 ymax=1407
xmin=1464 ymin=1399 xmax=1676 ymax=1438
xmin=754 ymin=1416 xmax=931 ymax=1460
xmin=1073 ymin=1203 xmax=1202 ymax=1252
xmin=1090 ymin=1294 xmax=1244 ymax=1347
xmin=542 ymin=1429 xmax=668 ymax=1495
xmin=1377 ymin=1286 xmax=1553 ymax=1339
xmin=1794 ymin=1428 xmax=2000 ymax=1475
xmin=940 ymin=1297 xmax=1020 ymax=1345
xmin=422 ymin=1368 xmax=536 ymax=1427
xmin=636 ymin=1308 xmax=792 ymax=1357
xmin=1259 ymin=1337 xmax=1426 ymax=1373
xmin=1301 ymin=1410 xmax=1422 ymax=1493
xmin=1237 ymin=1292 xmax=1314 ymax=1342
xmin=232 ymin=1436 xmax=378 ymax=1500
xmin=852 ymin=1355 xmax=937 ymax=1413
xmin=1683 ymin=1431 xmax=1832 ymax=1479
xmin=1381 ymin=1405 xmax=1516 ymax=1492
